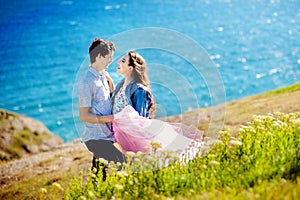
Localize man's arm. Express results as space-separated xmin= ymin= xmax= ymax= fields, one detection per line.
xmin=79 ymin=107 xmax=113 ymax=124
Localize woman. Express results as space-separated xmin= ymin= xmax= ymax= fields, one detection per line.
xmin=111 ymin=51 xmax=203 ymax=160
xmin=111 ymin=50 xmax=155 ymax=118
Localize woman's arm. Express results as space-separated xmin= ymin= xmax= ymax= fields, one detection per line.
xmin=131 ymin=88 xmax=151 ymax=118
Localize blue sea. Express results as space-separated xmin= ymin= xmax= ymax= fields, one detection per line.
xmin=0 ymin=0 xmax=299 ymax=142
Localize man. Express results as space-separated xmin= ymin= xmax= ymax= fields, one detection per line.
xmin=78 ymin=38 xmax=125 ymax=180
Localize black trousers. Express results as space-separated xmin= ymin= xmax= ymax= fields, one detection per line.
xmin=85 ymin=139 xmax=126 ymax=181
xmin=85 ymin=139 xmax=126 ymax=163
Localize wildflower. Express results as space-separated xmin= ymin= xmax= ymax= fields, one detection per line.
xmin=114 ymin=184 xmax=124 ymax=190
xmin=280 ymin=178 xmax=287 ymax=184
xmin=293 ymin=118 xmax=300 ymax=125
xmin=214 ymin=140 xmax=224 ymax=146
xmin=88 ymin=191 xmax=95 ymax=199
xmin=208 ymin=160 xmax=220 ymax=166
xmin=240 ymin=125 xmax=249 ymax=129
xmin=208 ymin=154 xmax=217 ymax=159
xmin=266 ymin=132 xmax=274 ymax=136
xmin=273 ymin=120 xmax=288 ymax=129
xmin=126 ymin=151 xmax=136 ymax=158
xmin=273 ymin=121 xmax=282 ymax=128
xmin=136 ymin=151 xmax=143 ymax=157
xmin=132 ymin=158 xmax=141 ymax=164
xmin=91 ymin=173 xmax=96 ymax=179
xmin=117 ymin=171 xmax=129 ymax=178
xmin=229 ymin=140 xmax=243 ymax=146
xmin=128 ymin=180 xmax=134 ymax=185
xmin=213 ymin=140 xmax=225 ymax=149
xmin=150 ymin=142 xmax=162 ymax=152
xmin=253 ymin=117 xmax=264 ymax=124
xmin=92 ymin=167 xmax=98 ymax=173
xmin=52 ymin=182 xmax=64 ymax=191
xmin=40 ymin=188 xmax=47 ymax=193
xmin=238 ymin=128 xmax=245 ymax=133
xmin=109 ymin=160 xmax=116 ymax=167
xmin=98 ymin=158 xmax=109 ymax=165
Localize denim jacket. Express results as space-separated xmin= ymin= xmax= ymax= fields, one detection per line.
xmin=111 ymin=79 xmax=152 ymax=118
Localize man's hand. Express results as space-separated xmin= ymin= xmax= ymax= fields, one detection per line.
xmin=105 ymin=71 xmax=115 ymax=93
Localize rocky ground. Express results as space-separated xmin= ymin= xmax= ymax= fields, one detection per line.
xmin=0 ymin=109 xmax=63 ymax=161
xmin=0 ymin=139 xmax=90 ymax=188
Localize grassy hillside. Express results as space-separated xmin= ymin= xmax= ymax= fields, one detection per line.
xmin=165 ymin=83 xmax=300 ymax=137
xmin=0 ymin=83 xmax=299 ymax=200
xmin=65 ymin=112 xmax=300 ymax=200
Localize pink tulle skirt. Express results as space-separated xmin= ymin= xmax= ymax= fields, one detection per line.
xmin=113 ymin=105 xmax=204 ymax=155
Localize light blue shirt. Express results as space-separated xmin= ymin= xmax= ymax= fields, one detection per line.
xmin=78 ymin=67 xmax=114 ymax=142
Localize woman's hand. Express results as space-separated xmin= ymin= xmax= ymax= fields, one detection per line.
xmin=105 ymin=71 xmax=115 ymax=93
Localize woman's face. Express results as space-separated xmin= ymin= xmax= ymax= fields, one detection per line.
xmin=117 ymin=54 xmax=133 ymax=76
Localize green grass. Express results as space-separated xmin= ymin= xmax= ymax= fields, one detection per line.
xmin=1 ymin=83 xmax=299 ymax=199
xmin=0 ymin=171 xmax=69 ymax=200
xmin=261 ymin=82 xmax=300 ymax=96
xmin=64 ymin=112 xmax=300 ymax=200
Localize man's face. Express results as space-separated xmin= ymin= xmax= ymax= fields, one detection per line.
xmin=95 ymin=51 xmax=113 ymax=71
xmin=102 ymin=51 xmax=113 ymax=68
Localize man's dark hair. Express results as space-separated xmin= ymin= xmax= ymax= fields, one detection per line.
xmin=89 ymin=38 xmax=115 ymax=64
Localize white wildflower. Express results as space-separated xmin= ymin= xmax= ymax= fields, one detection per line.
xmin=40 ymin=188 xmax=47 ymax=193
xmin=117 ymin=171 xmax=129 ymax=177
xmin=52 ymin=182 xmax=64 ymax=191
xmin=209 ymin=160 xmax=220 ymax=166
xmin=213 ymin=140 xmax=224 ymax=147
xmin=126 ymin=151 xmax=136 ymax=157
xmin=229 ymin=140 xmax=243 ymax=146
xmin=114 ymin=184 xmax=124 ymax=190
xmin=88 ymin=191 xmax=95 ymax=199
xmin=97 ymin=158 xmax=109 ymax=165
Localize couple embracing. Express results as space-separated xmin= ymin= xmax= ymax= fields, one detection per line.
xmin=78 ymin=38 xmax=203 ymax=179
